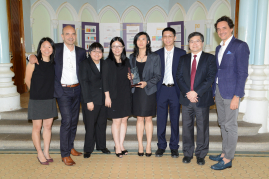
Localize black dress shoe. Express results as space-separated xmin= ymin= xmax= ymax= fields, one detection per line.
xmin=138 ymin=152 xmax=144 ymax=156
xmin=197 ymin=157 xmax=205 ymax=165
xmin=182 ymin=156 xmax=192 ymax=163
xmin=84 ymin=152 xmax=91 ymax=158
xmin=171 ymin=149 xmax=179 ymax=158
xmin=155 ymin=148 xmax=165 ymax=157
xmin=145 ymin=153 xmax=152 ymax=157
xmin=97 ymin=148 xmax=111 ymax=154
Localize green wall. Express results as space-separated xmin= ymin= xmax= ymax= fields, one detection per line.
xmin=100 ymin=10 xmax=119 ymax=23
xmin=81 ymin=9 xmax=94 ymax=22
xmin=147 ymin=11 xmax=165 ymax=22
xmin=124 ymin=10 xmax=142 ymax=22
xmin=192 ymin=7 xmax=206 ymax=20
xmin=32 ymin=5 xmax=51 ymax=51
xmin=173 ymin=9 xmax=184 ymax=21
xmin=58 ymin=7 xmax=73 ymax=21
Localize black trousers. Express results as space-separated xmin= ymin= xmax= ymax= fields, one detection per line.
xmin=182 ymin=102 xmax=209 ymax=158
xmin=82 ymin=103 xmax=107 ymax=153
xmin=57 ymin=86 xmax=81 ymax=158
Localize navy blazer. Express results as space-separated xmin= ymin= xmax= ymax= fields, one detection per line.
xmin=129 ymin=52 xmax=162 ymax=95
xmin=176 ymin=52 xmax=217 ymax=107
xmin=155 ymin=47 xmax=186 ymax=101
xmin=54 ymin=43 xmax=87 ymax=98
xmin=212 ymin=36 xmax=249 ymax=99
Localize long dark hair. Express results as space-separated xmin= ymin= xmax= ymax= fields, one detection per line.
xmin=36 ymin=37 xmax=55 ymax=63
xmin=107 ymin=37 xmax=127 ymax=66
xmin=133 ymin=32 xmax=152 ymax=57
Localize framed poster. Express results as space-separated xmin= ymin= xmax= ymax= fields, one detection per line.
xmin=58 ymin=20 xmax=80 ymax=45
xmin=123 ymin=23 xmax=143 ymax=52
xmin=147 ymin=23 xmax=167 ymax=51
xmin=167 ymin=21 xmax=184 ymax=49
xmin=100 ymin=23 xmax=120 ymax=52
xmin=81 ymin=22 xmax=99 ymax=51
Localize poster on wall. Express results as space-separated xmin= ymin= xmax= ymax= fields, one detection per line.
xmin=146 ymin=23 xmax=167 ymax=51
xmin=58 ymin=20 xmax=81 ymax=45
xmin=81 ymin=22 xmax=99 ymax=51
xmin=123 ymin=23 xmax=143 ymax=52
xmin=167 ymin=21 xmax=184 ymax=50
xmin=100 ymin=23 xmax=121 ymax=52
xmin=185 ymin=20 xmax=205 ymax=43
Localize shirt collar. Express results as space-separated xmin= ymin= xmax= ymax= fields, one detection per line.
xmin=165 ymin=46 xmax=174 ymax=54
xmin=220 ymin=35 xmax=233 ymax=47
xmin=191 ymin=51 xmax=202 ymax=59
xmin=64 ymin=43 xmax=75 ymax=53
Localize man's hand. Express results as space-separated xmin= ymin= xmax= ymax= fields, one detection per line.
xmin=186 ymin=91 xmax=198 ymax=103
xmin=138 ymin=81 xmax=147 ymax=89
xmin=87 ymin=102 xmax=94 ymax=111
xmin=127 ymin=73 xmax=134 ymax=80
xmin=29 ymin=54 xmax=39 ymax=65
xmin=230 ymin=96 xmax=239 ymax=110
xmin=105 ymin=96 xmax=112 ymax=108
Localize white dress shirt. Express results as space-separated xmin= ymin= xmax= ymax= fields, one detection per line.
xmin=216 ymin=35 xmax=233 ymax=84
xmin=191 ymin=51 xmax=202 ymax=71
xmin=163 ymin=46 xmax=174 ymax=84
xmin=61 ymin=43 xmax=78 ymax=85
xmin=96 ymin=62 xmax=100 ymax=71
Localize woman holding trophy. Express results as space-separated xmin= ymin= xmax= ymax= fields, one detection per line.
xmin=128 ymin=32 xmax=162 ymax=157
xmin=103 ymin=37 xmax=132 ymax=158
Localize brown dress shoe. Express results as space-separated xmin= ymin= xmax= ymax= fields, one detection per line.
xmin=62 ymin=156 xmax=75 ymax=166
xmin=71 ymin=148 xmax=82 ymax=156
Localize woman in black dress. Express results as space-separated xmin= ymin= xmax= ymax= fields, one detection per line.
xmin=103 ymin=37 xmax=132 ymax=158
xmin=25 ymin=37 xmax=57 ymax=165
xmin=128 ymin=32 xmax=161 ymax=157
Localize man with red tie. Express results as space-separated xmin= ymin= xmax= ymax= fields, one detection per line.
xmin=176 ymin=32 xmax=217 ymax=165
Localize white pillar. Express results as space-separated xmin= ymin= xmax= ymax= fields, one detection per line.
xmin=204 ymin=19 xmax=213 ymax=52
xmin=51 ymin=19 xmax=58 ymax=43
xmin=30 ymin=17 xmax=35 ymax=52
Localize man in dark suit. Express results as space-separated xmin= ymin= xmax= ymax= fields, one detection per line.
xmin=155 ymin=27 xmax=186 ymax=158
xmin=79 ymin=42 xmax=110 ymax=159
xmin=176 ymin=32 xmax=217 ymax=165
xmin=210 ymin=16 xmax=249 ymax=170
xmin=29 ymin=25 xmax=86 ymax=166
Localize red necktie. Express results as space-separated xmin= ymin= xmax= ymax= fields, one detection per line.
xmin=190 ymin=55 xmax=197 ymax=91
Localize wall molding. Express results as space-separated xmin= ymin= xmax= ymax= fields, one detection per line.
xmin=78 ymin=3 xmax=99 ymax=22
xmin=208 ymin=0 xmax=231 ymax=19
xmin=31 ymin=0 xmax=56 ymax=19
xmin=145 ymin=5 xmax=168 ymax=22
xmin=186 ymin=1 xmax=208 ymax=21
xmin=99 ymin=5 xmax=121 ymax=23
xmin=121 ymin=5 xmax=145 ymax=23
xmin=56 ymin=2 xmax=79 ymax=21
xmin=168 ymin=3 xmax=187 ymax=21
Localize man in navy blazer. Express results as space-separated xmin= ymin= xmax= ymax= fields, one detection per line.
xmin=176 ymin=32 xmax=217 ymax=165
xmin=155 ymin=27 xmax=186 ymax=157
xmin=209 ymin=16 xmax=249 ymax=170
xmin=29 ymin=26 xmax=87 ymax=166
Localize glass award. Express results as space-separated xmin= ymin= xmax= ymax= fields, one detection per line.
xmin=128 ymin=67 xmax=141 ymax=87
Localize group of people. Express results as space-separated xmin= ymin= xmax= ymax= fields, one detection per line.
xmin=25 ymin=15 xmax=249 ymax=170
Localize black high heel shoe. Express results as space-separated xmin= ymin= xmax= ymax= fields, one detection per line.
xmin=122 ymin=150 xmax=128 ymax=155
xmin=114 ymin=147 xmax=123 ymax=158
xmin=138 ymin=152 xmax=144 ymax=156
xmin=145 ymin=153 xmax=152 ymax=157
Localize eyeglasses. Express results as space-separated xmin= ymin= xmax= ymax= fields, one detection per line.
xmin=189 ymin=40 xmax=202 ymax=44
xmin=111 ymin=46 xmax=124 ymax=49
xmin=162 ymin=35 xmax=175 ymax=39
xmin=91 ymin=50 xmax=102 ymax=54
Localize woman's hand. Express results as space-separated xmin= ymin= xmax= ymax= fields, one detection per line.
xmin=138 ymin=81 xmax=147 ymax=89
xmin=105 ymin=96 xmax=112 ymax=108
xmin=87 ymin=102 xmax=94 ymax=111
xmin=127 ymin=73 xmax=134 ymax=80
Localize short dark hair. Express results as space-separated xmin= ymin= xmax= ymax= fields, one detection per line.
xmin=36 ymin=37 xmax=55 ymax=64
xmin=188 ymin=32 xmax=204 ymax=42
xmin=162 ymin=27 xmax=176 ymax=36
xmin=133 ymin=32 xmax=152 ymax=56
xmin=214 ymin=16 xmax=234 ymax=32
xmin=107 ymin=37 xmax=127 ymax=66
xmin=88 ymin=42 xmax=104 ymax=53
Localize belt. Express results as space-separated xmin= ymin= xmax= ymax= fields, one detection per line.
xmin=162 ymin=84 xmax=174 ymax=87
xmin=62 ymin=83 xmax=79 ymax=88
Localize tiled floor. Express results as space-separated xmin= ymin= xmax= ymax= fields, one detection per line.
xmin=0 ymin=151 xmax=269 ymax=179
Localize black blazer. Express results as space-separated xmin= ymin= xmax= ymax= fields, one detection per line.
xmin=129 ymin=52 xmax=162 ymax=95
xmin=54 ymin=43 xmax=86 ymax=98
xmin=102 ymin=58 xmax=131 ymax=99
xmin=78 ymin=57 xmax=104 ymax=105
xmin=176 ymin=52 xmax=217 ymax=107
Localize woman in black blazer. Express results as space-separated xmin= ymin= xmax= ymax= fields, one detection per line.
xmin=128 ymin=32 xmax=161 ymax=157
xmin=103 ymin=37 xmax=132 ymax=158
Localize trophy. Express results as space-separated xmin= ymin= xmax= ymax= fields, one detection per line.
xmin=128 ymin=67 xmax=141 ymax=87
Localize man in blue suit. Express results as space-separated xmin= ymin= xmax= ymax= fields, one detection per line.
xmin=209 ymin=16 xmax=249 ymax=170
xmin=155 ymin=27 xmax=186 ymax=158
